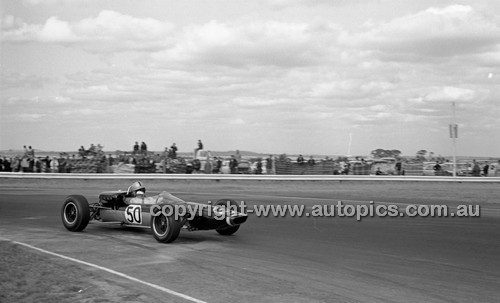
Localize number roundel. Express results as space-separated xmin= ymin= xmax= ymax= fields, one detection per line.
xmin=125 ymin=205 xmax=142 ymax=224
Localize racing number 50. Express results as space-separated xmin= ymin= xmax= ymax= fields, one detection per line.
xmin=125 ymin=205 xmax=142 ymax=224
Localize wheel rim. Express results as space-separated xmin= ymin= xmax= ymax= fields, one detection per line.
xmin=63 ymin=202 xmax=77 ymax=225
xmin=153 ymin=215 xmax=169 ymax=237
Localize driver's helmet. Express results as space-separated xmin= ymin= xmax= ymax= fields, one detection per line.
xmin=127 ymin=181 xmax=146 ymax=196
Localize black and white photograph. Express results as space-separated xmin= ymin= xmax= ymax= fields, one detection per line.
xmin=1 ymin=0 xmax=499 ymax=302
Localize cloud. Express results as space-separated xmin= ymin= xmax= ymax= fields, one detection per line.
xmin=1 ymin=10 xmax=174 ymax=51
xmin=11 ymin=5 xmax=496 ymax=67
xmin=0 ymin=71 xmax=53 ymax=89
xmin=267 ymin=0 xmax=358 ymax=9
xmin=1 ymin=15 xmax=23 ymax=29
xmin=2 ymin=4 xmax=499 ymax=155
xmin=423 ymin=86 xmax=475 ymax=103
xmin=309 ymin=79 xmax=396 ymax=100
xmin=15 ymin=113 xmax=46 ymax=121
xmin=342 ymin=5 xmax=500 ymax=59
xmin=22 ymin=0 xmax=95 ymax=6
xmin=150 ymin=20 xmax=338 ymax=68
xmin=39 ymin=16 xmax=75 ymax=42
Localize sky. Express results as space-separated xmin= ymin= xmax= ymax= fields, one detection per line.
xmin=1 ymin=0 xmax=499 ymax=157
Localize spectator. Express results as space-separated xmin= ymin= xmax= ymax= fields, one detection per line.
xmin=20 ymin=157 xmax=29 ymax=172
xmin=29 ymin=157 xmax=35 ymax=172
xmin=140 ymin=142 xmax=148 ymax=154
xmin=65 ymin=156 xmax=73 ymax=173
xmin=472 ymin=160 xmax=481 ymax=177
xmin=483 ymin=163 xmax=489 ymax=176
xmin=395 ymin=161 xmax=402 ymax=175
xmin=35 ymin=158 xmax=42 ymax=173
xmin=108 ymin=154 xmax=114 ymax=166
xmin=159 ymin=157 xmax=167 ymax=173
xmin=41 ymin=157 xmax=48 ymax=172
xmin=307 ymin=156 xmax=315 ymax=166
xmin=27 ymin=146 xmax=35 ymax=158
xmin=194 ymin=140 xmax=204 ymax=156
xmin=235 ymin=150 xmax=242 ymax=162
xmin=193 ymin=158 xmax=201 ymax=173
xmin=204 ymin=159 xmax=212 ymax=174
xmin=79 ymin=146 xmax=86 ymax=157
xmin=59 ymin=157 xmax=66 ymax=173
xmin=256 ymin=158 xmax=263 ymax=174
xmin=194 ymin=140 xmax=203 ymax=158
xmin=12 ymin=156 xmax=20 ymax=172
xmin=375 ymin=167 xmax=383 ymax=175
xmin=212 ymin=157 xmax=220 ymax=173
xmin=342 ymin=162 xmax=350 ymax=175
xmin=133 ymin=142 xmax=139 ymax=154
xmin=4 ymin=157 xmax=12 ymax=172
xmin=266 ymin=155 xmax=273 ymax=174
xmin=170 ymin=143 xmax=178 ymax=159
xmin=42 ymin=156 xmax=50 ymax=173
xmin=50 ymin=157 xmax=59 ymax=173
xmin=216 ymin=157 xmax=222 ymax=173
xmin=229 ymin=155 xmax=238 ymax=174
xmin=185 ymin=162 xmax=193 ymax=174
xmin=433 ymin=161 xmax=442 ymax=175
xmin=297 ymin=155 xmax=305 ymax=165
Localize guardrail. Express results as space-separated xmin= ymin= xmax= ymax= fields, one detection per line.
xmin=1 ymin=172 xmax=499 ymax=182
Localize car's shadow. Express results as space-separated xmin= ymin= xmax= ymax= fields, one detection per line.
xmin=85 ymin=222 xmax=231 ymax=245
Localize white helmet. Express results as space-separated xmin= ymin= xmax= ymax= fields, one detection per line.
xmin=127 ymin=181 xmax=146 ymax=196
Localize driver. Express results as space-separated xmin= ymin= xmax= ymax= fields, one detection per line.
xmin=125 ymin=181 xmax=158 ymax=204
xmin=126 ymin=181 xmax=146 ymax=197
xmin=124 ymin=181 xmax=185 ymax=205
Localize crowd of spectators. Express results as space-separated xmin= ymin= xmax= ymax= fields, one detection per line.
xmin=1 ymin=145 xmax=56 ymax=173
xmin=78 ymin=144 xmax=104 ymax=158
xmin=0 ymin=143 xmax=498 ymax=176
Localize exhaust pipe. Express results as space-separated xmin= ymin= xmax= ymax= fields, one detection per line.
xmin=226 ymin=215 xmax=248 ymax=226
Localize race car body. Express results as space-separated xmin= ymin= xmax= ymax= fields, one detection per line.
xmin=61 ymin=189 xmax=248 ymax=243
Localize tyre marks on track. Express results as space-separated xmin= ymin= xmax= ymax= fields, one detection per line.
xmin=2 ymin=238 xmax=207 ymax=303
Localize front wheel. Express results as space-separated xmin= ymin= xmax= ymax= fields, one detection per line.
xmin=150 ymin=213 xmax=183 ymax=243
xmin=61 ymin=195 xmax=90 ymax=232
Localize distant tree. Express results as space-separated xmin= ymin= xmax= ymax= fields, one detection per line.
xmin=391 ymin=149 xmax=402 ymax=158
xmin=371 ymin=149 xmax=387 ymax=158
xmin=415 ymin=150 xmax=427 ymax=161
xmin=370 ymin=148 xmax=402 ymax=159
xmin=278 ymin=154 xmax=290 ymax=162
xmin=428 ymin=152 xmax=435 ymax=160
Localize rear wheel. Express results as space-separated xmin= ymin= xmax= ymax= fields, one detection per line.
xmin=214 ymin=199 xmax=241 ymax=236
xmin=151 ymin=213 xmax=183 ymax=243
xmin=61 ymin=195 xmax=90 ymax=232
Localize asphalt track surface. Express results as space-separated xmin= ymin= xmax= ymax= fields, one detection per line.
xmin=1 ymin=178 xmax=499 ymax=302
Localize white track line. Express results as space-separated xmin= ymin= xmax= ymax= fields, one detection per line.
xmin=8 ymin=240 xmax=207 ymax=303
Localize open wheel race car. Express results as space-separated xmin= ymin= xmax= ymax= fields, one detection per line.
xmin=61 ymin=181 xmax=248 ymax=243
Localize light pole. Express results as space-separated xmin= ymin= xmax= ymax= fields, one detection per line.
xmin=450 ymin=102 xmax=458 ymax=177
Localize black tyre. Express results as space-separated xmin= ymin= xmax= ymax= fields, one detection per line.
xmin=214 ymin=199 xmax=241 ymax=236
xmin=150 ymin=213 xmax=183 ymax=243
xmin=61 ymin=195 xmax=90 ymax=232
